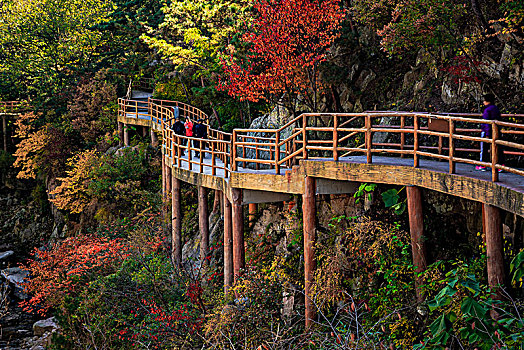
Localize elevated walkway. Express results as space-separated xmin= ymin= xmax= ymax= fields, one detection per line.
xmin=117 ymin=97 xmax=524 ymax=216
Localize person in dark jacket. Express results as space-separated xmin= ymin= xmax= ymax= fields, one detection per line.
xmin=476 ymin=93 xmax=504 ymax=171
xmin=193 ymin=119 xmax=208 ymax=158
xmin=173 ymin=117 xmax=186 ymax=156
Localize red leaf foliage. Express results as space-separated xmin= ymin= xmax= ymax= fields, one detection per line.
xmin=218 ymin=0 xmax=346 ymax=103
xmin=20 ymin=235 xmax=131 ymax=316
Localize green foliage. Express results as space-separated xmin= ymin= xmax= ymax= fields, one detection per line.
xmin=415 ymin=262 xmax=524 ymax=349
xmin=51 ymin=145 xmax=161 ymax=224
xmin=510 ymin=250 xmax=524 ymax=287
xmin=67 ymin=70 xmax=118 ymax=147
xmin=141 ymin=0 xmax=251 ymax=73
xmin=0 ymin=0 xmax=111 ymax=102
xmin=0 ymin=150 xmax=15 ymax=179
xmin=381 ymin=187 xmax=406 ymax=215
xmin=353 ymin=182 xmax=376 ymax=203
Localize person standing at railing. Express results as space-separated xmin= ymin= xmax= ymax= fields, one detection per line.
xmin=193 ymin=119 xmax=208 ymax=158
xmin=476 ymin=94 xmax=505 ymax=171
xmin=173 ymin=116 xmax=186 ymax=156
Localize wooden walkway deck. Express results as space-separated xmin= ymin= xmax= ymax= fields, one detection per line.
xmin=117 ymin=97 xmax=524 ymax=217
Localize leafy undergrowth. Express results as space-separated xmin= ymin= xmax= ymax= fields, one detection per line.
xmin=20 ymin=214 xmax=524 ymax=349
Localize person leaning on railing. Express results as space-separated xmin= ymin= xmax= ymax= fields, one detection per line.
xmin=476 ymin=93 xmax=505 ymax=172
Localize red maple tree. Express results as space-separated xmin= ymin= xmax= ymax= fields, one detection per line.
xmin=218 ymin=0 xmax=346 ymax=113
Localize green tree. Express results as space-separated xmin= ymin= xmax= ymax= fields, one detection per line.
xmin=0 ymin=0 xmax=111 ymax=102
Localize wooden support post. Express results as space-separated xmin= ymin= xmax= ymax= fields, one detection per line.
xmin=142 ymin=126 xmax=148 ymax=138
xmin=172 ymin=177 xmax=182 ymax=267
xmin=151 ymin=128 xmax=158 ymax=147
xmin=406 ymin=186 xmax=427 ymax=301
xmin=248 ymin=203 xmax=257 ymax=228
xmin=231 ymin=188 xmax=244 ymax=281
xmin=198 ymin=186 xmax=210 ymax=264
xmin=117 ymin=122 xmax=123 ymax=147
xmin=123 ymin=123 xmax=130 ymax=146
xmin=2 ymin=116 xmax=6 ymax=152
xmin=213 ymin=190 xmax=221 ymax=214
xmin=483 ymin=203 xmax=505 ymax=297
xmin=165 ymin=166 xmax=172 ymax=195
xmin=161 ymin=155 xmax=166 ymax=195
xmin=303 ymin=176 xmax=316 ymax=328
xmin=223 ymin=192 xmax=233 ymax=294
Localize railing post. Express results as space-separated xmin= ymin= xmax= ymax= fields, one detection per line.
xmin=177 ymin=136 xmax=181 ymax=168
xmin=188 ymin=137 xmax=192 ymax=171
xmin=303 ymin=114 xmax=308 ymax=160
xmin=211 ymin=141 xmax=216 ymax=176
xmin=333 ymin=114 xmax=338 ymax=161
xmin=200 ymin=141 xmax=204 ymax=173
xmin=413 ymin=115 xmax=419 ymax=168
xmin=400 ymin=115 xmax=405 ymax=158
xmin=449 ymin=119 xmax=455 ymax=174
xmin=232 ymin=131 xmax=237 ymax=171
xmin=365 ymin=114 xmax=372 ymax=164
xmin=491 ymin=123 xmax=499 ymax=182
xmin=275 ymin=132 xmax=280 ymax=174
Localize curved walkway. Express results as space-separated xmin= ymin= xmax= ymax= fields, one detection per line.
xmin=118 ymin=97 xmax=524 ymax=216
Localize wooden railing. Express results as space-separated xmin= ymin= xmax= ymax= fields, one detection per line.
xmin=0 ymin=101 xmax=24 ymax=113
xmin=118 ymin=99 xmax=524 ymax=182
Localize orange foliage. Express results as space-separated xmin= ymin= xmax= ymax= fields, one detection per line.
xmin=50 ymin=150 xmax=99 ymax=214
xmin=13 ymin=122 xmax=72 ymax=179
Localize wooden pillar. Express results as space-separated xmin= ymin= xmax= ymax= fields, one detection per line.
xmin=2 ymin=116 xmax=6 ymax=152
xmin=483 ymin=203 xmax=505 ymax=296
xmin=123 ymin=123 xmax=129 ymax=146
xmin=161 ymin=155 xmax=166 ymax=196
xmin=198 ymin=186 xmax=209 ymax=264
xmin=231 ymin=188 xmax=244 ymax=281
xmin=142 ymin=126 xmax=148 ymax=138
xmin=151 ymin=128 xmax=158 ymax=147
xmin=213 ymin=190 xmax=221 ymax=214
xmin=303 ymin=176 xmax=316 ymax=328
xmin=248 ymin=203 xmax=257 ymax=228
xmin=172 ymin=177 xmax=182 ymax=267
xmin=117 ymin=122 xmax=123 ymax=147
xmin=406 ymin=186 xmax=427 ymax=301
xmin=223 ymin=192 xmax=233 ymax=294
xmin=165 ymin=166 xmax=172 ymax=195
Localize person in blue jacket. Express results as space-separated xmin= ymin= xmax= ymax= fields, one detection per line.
xmin=476 ymin=93 xmax=504 ymax=171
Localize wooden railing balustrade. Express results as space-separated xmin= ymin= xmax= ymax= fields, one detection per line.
xmin=118 ymin=98 xmax=524 ymax=182
xmin=0 ymin=101 xmax=24 ymax=113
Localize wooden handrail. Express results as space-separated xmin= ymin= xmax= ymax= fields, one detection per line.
xmin=115 ymin=97 xmax=524 ymax=181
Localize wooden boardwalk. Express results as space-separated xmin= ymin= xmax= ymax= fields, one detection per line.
xmin=4 ymin=96 xmax=523 ymax=327
xmin=116 ymin=96 xmax=523 ymax=325
xmin=117 ymin=97 xmax=524 ymax=217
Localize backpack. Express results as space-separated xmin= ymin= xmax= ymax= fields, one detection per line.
xmin=184 ymin=121 xmax=193 ymax=136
